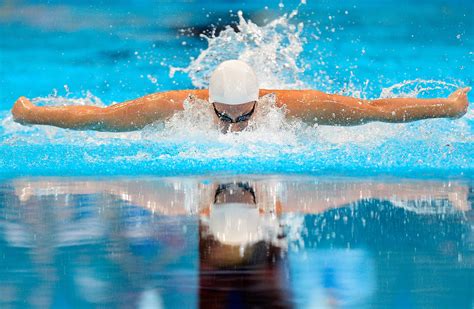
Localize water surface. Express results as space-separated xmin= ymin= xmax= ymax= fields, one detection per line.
xmin=1 ymin=176 xmax=472 ymax=308
xmin=1 ymin=0 xmax=473 ymax=177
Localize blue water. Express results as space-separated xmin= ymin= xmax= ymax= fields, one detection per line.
xmin=1 ymin=1 xmax=473 ymax=308
xmin=0 ymin=176 xmax=472 ymax=308
xmin=0 ymin=0 xmax=473 ymax=177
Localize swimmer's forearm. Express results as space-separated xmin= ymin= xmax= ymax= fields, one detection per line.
xmin=13 ymin=101 xmax=145 ymax=131
xmin=30 ymin=105 xmax=112 ymax=131
xmin=367 ymin=96 xmax=467 ymax=122
xmin=11 ymin=97 xmax=109 ymax=130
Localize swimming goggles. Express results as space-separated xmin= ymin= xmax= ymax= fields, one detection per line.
xmin=214 ymin=182 xmax=256 ymax=204
xmin=212 ymin=102 xmax=256 ymax=123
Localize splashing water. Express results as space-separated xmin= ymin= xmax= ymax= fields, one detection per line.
xmin=0 ymin=4 xmax=472 ymax=177
xmin=380 ymin=79 xmax=462 ymax=99
xmin=170 ymin=6 xmax=307 ymax=89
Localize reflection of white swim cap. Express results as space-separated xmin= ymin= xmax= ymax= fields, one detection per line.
xmin=207 ymin=203 xmax=280 ymax=246
xmin=208 ymin=203 xmax=261 ymax=246
xmin=209 ymin=60 xmax=259 ymax=105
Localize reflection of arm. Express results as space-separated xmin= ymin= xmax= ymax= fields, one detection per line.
xmin=12 ymin=179 xmax=470 ymax=216
xmin=12 ymin=179 xmax=191 ymax=216
xmin=370 ymin=182 xmax=469 ymax=211
xmin=282 ymin=181 xmax=469 ymax=214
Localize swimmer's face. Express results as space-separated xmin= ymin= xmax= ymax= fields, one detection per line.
xmin=212 ymin=101 xmax=256 ymax=133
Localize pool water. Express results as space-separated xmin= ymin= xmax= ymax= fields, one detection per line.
xmin=0 ymin=0 xmax=473 ymax=177
xmin=0 ymin=0 xmax=473 ymax=307
xmin=0 ymin=176 xmax=472 ymax=307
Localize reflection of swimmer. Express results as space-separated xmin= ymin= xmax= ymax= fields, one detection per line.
xmin=12 ymin=60 xmax=470 ymax=133
xmin=10 ymin=177 xmax=471 ymax=216
xmin=2 ymin=178 xmax=472 ymax=307
xmin=199 ymin=182 xmax=291 ymax=308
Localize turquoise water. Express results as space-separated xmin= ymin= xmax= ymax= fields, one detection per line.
xmin=0 ymin=0 xmax=473 ymax=176
xmin=1 ymin=0 xmax=473 ymax=307
xmin=0 ymin=176 xmax=472 ymax=307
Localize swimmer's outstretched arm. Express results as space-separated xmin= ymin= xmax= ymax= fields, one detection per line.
xmin=11 ymin=87 xmax=469 ymax=130
xmin=265 ymin=87 xmax=470 ymax=125
xmin=11 ymin=90 xmax=209 ymax=131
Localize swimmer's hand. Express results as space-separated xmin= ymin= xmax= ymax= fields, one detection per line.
xmin=11 ymin=96 xmax=36 ymax=124
xmin=448 ymin=87 xmax=470 ymax=118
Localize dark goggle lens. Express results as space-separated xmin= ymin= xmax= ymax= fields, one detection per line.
xmin=213 ymin=102 xmax=256 ymax=124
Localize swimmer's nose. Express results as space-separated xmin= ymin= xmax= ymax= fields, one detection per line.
xmin=229 ymin=124 xmax=239 ymax=132
xmin=229 ymin=122 xmax=248 ymax=133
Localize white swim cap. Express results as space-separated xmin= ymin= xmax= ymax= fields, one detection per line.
xmin=209 ymin=60 xmax=259 ymax=105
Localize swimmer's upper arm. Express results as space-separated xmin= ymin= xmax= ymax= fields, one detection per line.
xmin=101 ymin=89 xmax=210 ymax=130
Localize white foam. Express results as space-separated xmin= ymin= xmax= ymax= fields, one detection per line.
xmin=170 ymin=4 xmax=307 ymax=90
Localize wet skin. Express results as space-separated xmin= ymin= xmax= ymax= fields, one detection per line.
xmin=211 ymin=101 xmax=256 ymax=133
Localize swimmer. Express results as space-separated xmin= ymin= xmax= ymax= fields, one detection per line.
xmin=11 ymin=60 xmax=470 ymax=133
